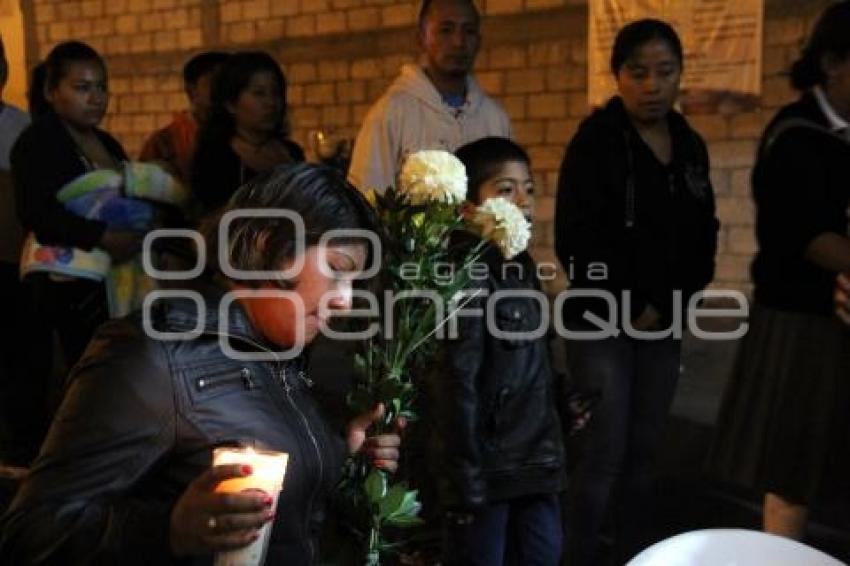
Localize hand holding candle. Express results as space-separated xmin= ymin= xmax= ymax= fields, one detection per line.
xmin=168 ymin=448 xmax=287 ymax=563
xmin=212 ymin=447 xmax=289 ymax=566
xmin=169 ymin=462 xmax=275 ymax=558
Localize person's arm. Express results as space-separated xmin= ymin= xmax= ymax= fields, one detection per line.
xmin=688 ymin=138 xmax=720 ymax=294
xmin=652 ymin=135 xmax=719 ymax=318
xmin=0 ymin=321 xmax=177 ymax=564
xmin=347 ymin=101 xmax=397 ymax=194
xmin=758 ymin=129 xmax=850 ymax=273
xmin=11 ymin=129 xmax=106 ymax=250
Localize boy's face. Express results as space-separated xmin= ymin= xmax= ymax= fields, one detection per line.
xmin=477 ymin=160 xmax=534 ymax=221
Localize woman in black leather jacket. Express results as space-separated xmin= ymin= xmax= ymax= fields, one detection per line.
xmin=430 ymin=137 xmax=565 ymax=566
xmin=0 ymin=164 xmax=402 ymax=565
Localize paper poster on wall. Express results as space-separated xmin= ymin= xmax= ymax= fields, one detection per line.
xmin=0 ymin=0 xmax=27 ymax=108
xmin=588 ymin=0 xmax=764 ymax=107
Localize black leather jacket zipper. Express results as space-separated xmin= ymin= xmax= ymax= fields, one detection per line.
xmin=195 ymin=367 xmax=253 ymax=392
xmin=278 ymin=364 xmax=323 ymax=565
xmin=201 ymin=329 xmax=324 ymax=564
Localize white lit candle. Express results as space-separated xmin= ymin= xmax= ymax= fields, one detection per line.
xmin=212 ymin=447 xmax=289 ymax=566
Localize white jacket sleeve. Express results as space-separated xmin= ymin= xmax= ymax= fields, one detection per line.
xmin=348 ymin=101 xmax=398 ymax=194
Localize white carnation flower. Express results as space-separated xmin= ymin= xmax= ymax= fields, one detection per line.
xmin=471 ymin=197 xmax=531 ymax=259
xmin=398 ymin=150 xmax=467 ymax=205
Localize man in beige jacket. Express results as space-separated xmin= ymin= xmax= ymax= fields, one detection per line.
xmin=348 ymin=0 xmax=512 ymax=193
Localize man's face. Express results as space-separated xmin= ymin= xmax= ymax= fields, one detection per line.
xmin=419 ymin=0 xmax=481 ymax=78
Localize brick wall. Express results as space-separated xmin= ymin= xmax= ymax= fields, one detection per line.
xmin=22 ymin=0 xmax=834 ymax=295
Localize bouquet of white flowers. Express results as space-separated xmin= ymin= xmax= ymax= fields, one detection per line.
xmin=339 ymin=150 xmax=531 ymax=565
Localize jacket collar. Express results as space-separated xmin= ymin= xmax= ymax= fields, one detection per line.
xmin=813 ymin=85 xmax=849 ymax=132
xmin=603 ymin=96 xmax=691 ymax=136
xmin=160 ymin=285 xmax=272 ymax=348
xmin=601 ymin=96 xmax=701 ymax=168
xmin=391 ymin=63 xmax=485 ymax=116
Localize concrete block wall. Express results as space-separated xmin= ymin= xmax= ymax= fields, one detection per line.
xmin=22 ymin=0 xmax=834 ymax=294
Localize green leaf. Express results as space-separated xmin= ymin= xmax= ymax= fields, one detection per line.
xmin=378 ymin=483 xmax=407 ymax=519
xmin=364 ymin=469 xmax=386 ymax=504
xmin=384 ymin=515 xmax=425 ymax=528
xmin=398 ymin=409 xmax=418 ymax=421
xmin=392 ymin=489 xmax=421 ymax=518
xmin=353 ymin=353 xmax=367 ymax=372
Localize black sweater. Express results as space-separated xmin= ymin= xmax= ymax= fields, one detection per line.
xmin=555 ymin=97 xmax=719 ymax=327
xmin=11 ymin=111 xmax=127 ymax=251
xmin=751 ymin=92 xmax=850 ymax=315
xmin=191 ymin=137 xmax=304 ymax=215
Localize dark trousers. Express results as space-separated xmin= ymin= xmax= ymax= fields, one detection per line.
xmin=0 ymin=262 xmax=29 ymax=463
xmin=563 ymin=334 xmax=681 ymax=566
xmin=4 ymin=273 xmax=107 ymax=464
xmin=25 ymin=273 xmax=108 ymax=367
xmin=443 ymin=493 xmax=563 ymax=566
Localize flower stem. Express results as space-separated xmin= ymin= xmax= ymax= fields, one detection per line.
xmin=365 ymin=523 xmax=381 ymax=566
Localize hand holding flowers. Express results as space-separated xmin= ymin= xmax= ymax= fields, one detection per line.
xmin=343 ymin=150 xmax=532 ymax=564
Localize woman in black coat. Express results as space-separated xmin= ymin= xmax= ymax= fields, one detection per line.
xmin=555 ymin=20 xmax=718 ymax=565
xmin=10 ymin=41 xmax=142 ymax=461
xmin=710 ymin=1 xmax=850 ymax=540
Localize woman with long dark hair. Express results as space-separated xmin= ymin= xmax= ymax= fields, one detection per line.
xmin=0 ymin=164 xmax=403 ymax=564
xmin=710 ymin=0 xmax=850 ymax=541
xmin=26 ymin=62 xmax=49 ymax=118
xmin=10 ymin=41 xmax=142 ymax=461
xmin=555 ymin=19 xmax=719 ymax=564
xmin=191 ymin=51 xmax=303 ymax=218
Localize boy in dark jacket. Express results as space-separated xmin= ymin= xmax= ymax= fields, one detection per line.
xmin=430 ymin=137 xmax=565 ymax=566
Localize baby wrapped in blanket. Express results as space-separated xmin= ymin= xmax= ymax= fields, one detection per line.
xmin=20 ymin=162 xmax=188 ymax=317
